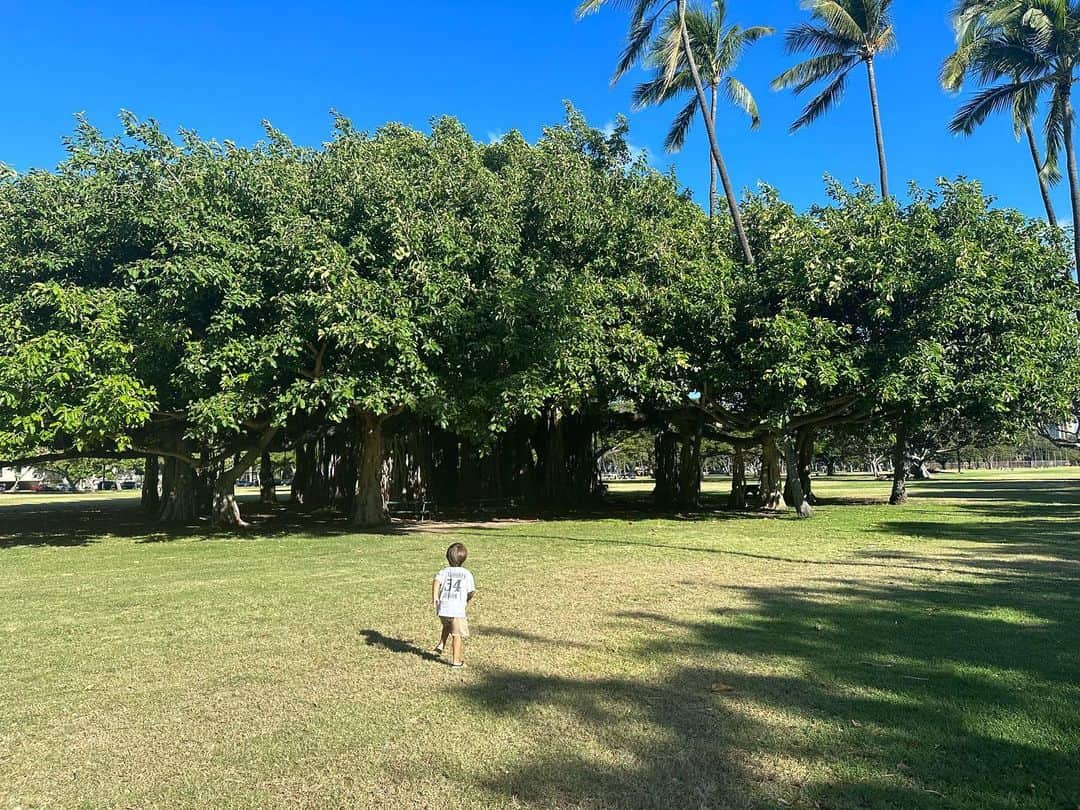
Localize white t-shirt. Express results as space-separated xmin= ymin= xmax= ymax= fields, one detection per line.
xmin=435 ymin=566 xmax=475 ymax=618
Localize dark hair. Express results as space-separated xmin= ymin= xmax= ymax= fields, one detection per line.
xmin=446 ymin=543 xmax=468 ymax=566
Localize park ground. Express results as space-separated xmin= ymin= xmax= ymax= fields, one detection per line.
xmin=1 ymin=469 xmax=1078 ymax=809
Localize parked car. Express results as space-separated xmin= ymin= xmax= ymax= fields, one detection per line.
xmin=120 ymin=481 xmax=138 ymax=490
xmin=97 ymin=480 xmax=118 ymax=491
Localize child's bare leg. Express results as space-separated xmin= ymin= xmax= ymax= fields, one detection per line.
xmin=451 ymin=634 xmax=463 ymax=665
xmin=435 ymin=624 xmax=451 ymax=651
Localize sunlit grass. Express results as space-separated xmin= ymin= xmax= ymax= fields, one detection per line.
xmin=1 ymin=469 xmax=1077 ymax=808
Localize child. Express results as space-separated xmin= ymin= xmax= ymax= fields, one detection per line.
xmin=432 ymin=542 xmax=476 ymax=668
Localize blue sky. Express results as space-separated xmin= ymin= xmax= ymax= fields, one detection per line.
xmin=1 ymin=1 xmax=1063 ymax=218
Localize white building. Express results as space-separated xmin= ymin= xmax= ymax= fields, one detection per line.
xmin=1045 ymin=419 xmax=1080 ymax=445
xmin=0 ymin=465 xmax=46 ymax=490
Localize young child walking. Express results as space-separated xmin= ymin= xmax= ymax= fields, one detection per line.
xmin=432 ymin=542 xmax=475 ymax=668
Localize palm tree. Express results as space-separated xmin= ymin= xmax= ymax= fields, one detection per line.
xmin=772 ymin=0 xmax=897 ymax=199
xmin=632 ymin=2 xmax=773 ymax=221
xmin=577 ymin=0 xmax=756 ymax=265
xmin=942 ymin=3 xmax=1059 ymax=225
xmin=946 ymin=0 xmax=1080 ymax=282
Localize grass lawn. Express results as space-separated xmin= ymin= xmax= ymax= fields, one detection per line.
xmin=1 ymin=469 xmax=1078 ymax=809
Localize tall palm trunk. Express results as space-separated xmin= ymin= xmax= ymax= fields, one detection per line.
xmin=865 ymin=56 xmax=889 ymax=199
xmin=709 ymin=82 xmax=718 ymax=222
xmin=677 ymin=0 xmax=754 ymax=265
xmin=1026 ymin=123 xmax=1059 ymax=227
xmin=1063 ymin=86 xmax=1080 ymax=287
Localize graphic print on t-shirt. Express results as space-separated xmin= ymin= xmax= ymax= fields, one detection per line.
xmin=436 ymin=566 xmax=474 ymax=618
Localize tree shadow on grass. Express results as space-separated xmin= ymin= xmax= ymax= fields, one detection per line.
xmin=0 ymin=490 xmax=789 ymax=549
xmin=906 ymin=478 xmax=1078 ymax=504
xmin=458 ymin=477 xmax=1080 ymax=809
xmin=480 ymin=626 xmax=596 ymax=651
xmin=461 ymin=568 xmax=1080 ymax=809
xmin=0 ymin=495 xmax=366 ymax=549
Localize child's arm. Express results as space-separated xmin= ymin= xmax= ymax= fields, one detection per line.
xmin=431 ymin=578 xmax=441 ymax=608
xmin=467 ymin=589 xmax=476 ymax=603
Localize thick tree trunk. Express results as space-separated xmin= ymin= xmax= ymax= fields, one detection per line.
xmin=499 ymin=423 xmax=531 ymax=503
xmin=909 ymin=457 xmax=933 ymax=480
xmin=677 ymin=0 xmax=754 ymax=265
xmin=458 ymin=440 xmax=483 ymax=503
xmin=866 ymin=56 xmax=890 ymax=199
xmin=783 ymin=436 xmax=813 ymax=519
xmin=798 ymin=427 xmax=816 ymax=505
xmin=1026 ymin=123 xmax=1058 ymax=226
xmin=208 ymin=429 xmax=279 ymax=529
xmin=653 ymin=430 xmax=679 ymax=509
xmin=195 ymin=456 xmax=218 ymax=518
xmin=291 ymin=445 xmax=310 ymax=504
xmin=353 ymin=413 xmax=389 ymax=527
xmin=889 ymin=422 xmax=908 ymax=505
xmin=760 ymin=434 xmax=785 ymax=511
xmin=567 ymin=415 xmax=599 ymax=504
xmin=160 ymin=456 xmax=176 ymax=506
xmin=211 ymin=481 xmax=244 ymax=528
xmin=430 ymin=429 xmax=460 ymax=504
xmin=159 ymin=460 xmax=197 ymax=523
xmin=541 ymin=408 xmax=568 ymax=506
xmin=140 ymin=455 xmax=160 ymax=514
xmin=259 ymin=450 xmax=276 ymax=504
xmin=676 ymin=418 xmax=703 ymax=510
xmin=729 ymin=444 xmax=747 ymax=509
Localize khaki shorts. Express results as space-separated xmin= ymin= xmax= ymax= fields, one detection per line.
xmin=440 ymin=616 xmax=469 ymax=637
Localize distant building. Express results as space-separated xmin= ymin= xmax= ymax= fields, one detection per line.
xmin=0 ymin=465 xmax=46 ymax=490
xmin=1045 ymin=419 xmax=1080 ymax=444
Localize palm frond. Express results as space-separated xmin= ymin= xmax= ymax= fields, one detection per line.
xmin=712 ymin=0 xmax=728 ymax=25
xmin=613 ymin=14 xmax=662 ymax=84
xmin=1011 ymin=78 xmax=1041 ymax=136
xmin=632 ymin=68 xmax=694 ymax=109
xmin=575 ymin=0 xmax=667 ymax=27
xmin=863 ymin=0 xmax=894 ymax=34
xmin=973 ymin=39 xmax=1051 ymax=82
xmin=772 ymin=52 xmax=859 ymax=93
xmin=873 ymin=23 xmax=899 ymax=53
xmin=664 ymin=94 xmax=702 ymax=152
xmin=1042 ymin=79 xmax=1068 ymax=184
xmin=1041 ymin=136 xmax=1063 ymax=185
xmin=790 ymin=63 xmax=857 ymax=131
xmin=575 ymin=0 xmax=607 ymax=17
xmin=941 ymin=14 xmax=992 ymax=91
xmin=941 ymin=48 xmax=974 ymax=91
xmin=784 ymin=22 xmax=858 ymax=56
xmin=740 ymin=24 xmax=776 ymax=43
xmin=804 ymin=0 xmax=866 ymax=42
xmin=1019 ymin=6 xmax=1057 ymax=49
xmin=949 ymin=80 xmax=1026 ymax=134
xmin=724 ymin=76 xmax=762 ymax=128
xmin=716 ymin=24 xmax=775 ymax=73
xmin=984 ymin=2 xmax=1030 ymax=29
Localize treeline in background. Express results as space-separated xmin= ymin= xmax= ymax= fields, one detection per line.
xmin=1 ymin=109 xmax=1078 ymax=526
